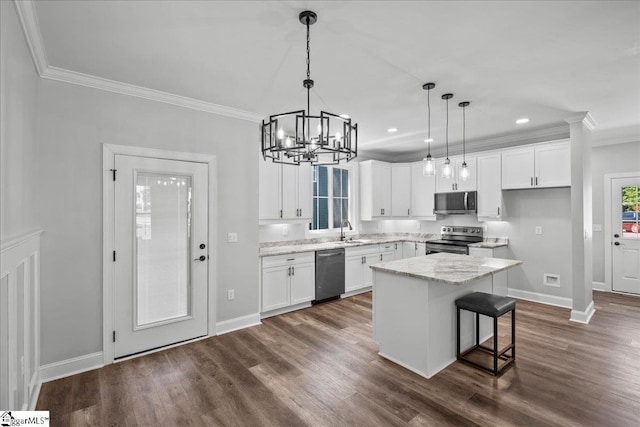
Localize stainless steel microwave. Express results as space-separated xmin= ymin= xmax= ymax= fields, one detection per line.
xmin=434 ymin=191 xmax=477 ymax=214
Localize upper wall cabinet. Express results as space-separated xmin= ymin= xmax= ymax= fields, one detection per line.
xmin=410 ymin=161 xmax=436 ymax=219
xmin=259 ymin=157 xmax=312 ymax=223
xmin=501 ymin=140 xmax=570 ymax=190
xmin=435 ymin=156 xmax=477 ymax=193
xmin=360 ymin=160 xmax=392 ymax=220
xmin=391 ymin=164 xmax=411 ymax=217
xmin=476 ymin=153 xmax=503 ymax=220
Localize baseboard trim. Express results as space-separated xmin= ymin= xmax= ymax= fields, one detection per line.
xmin=40 ymin=352 xmax=104 ymax=383
xmin=592 ymin=281 xmax=607 ymax=292
xmin=260 ymin=303 xmax=312 ymax=319
xmin=341 ymin=286 xmax=372 ymax=298
xmin=216 ymin=313 xmax=261 ymax=335
xmin=570 ymin=301 xmax=596 ymax=324
xmin=28 ymin=375 xmax=41 ymax=410
xmin=507 ymin=288 xmax=572 ymax=309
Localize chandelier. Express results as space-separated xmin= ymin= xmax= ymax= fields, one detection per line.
xmin=261 ymin=11 xmax=358 ymax=165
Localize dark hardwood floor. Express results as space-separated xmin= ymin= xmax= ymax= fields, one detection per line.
xmin=38 ymin=291 xmax=640 ymax=426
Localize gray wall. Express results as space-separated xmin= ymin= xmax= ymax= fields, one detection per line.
xmin=592 ymin=140 xmax=640 ymax=283
xmin=0 ymin=1 xmax=40 ymax=239
xmin=37 ymin=79 xmax=259 ymax=364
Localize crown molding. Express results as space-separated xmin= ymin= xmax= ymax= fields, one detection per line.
xmin=13 ymin=0 xmax=48 ymax=75
xmin=13 ymin=0 xmax=264 ymax=123
xmin=565 ymin=112 xmax=597 ymax=130
xmin=42 ymin=66 xmax=264 ymax=122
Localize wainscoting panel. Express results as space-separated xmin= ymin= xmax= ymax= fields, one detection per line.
xmin=1 ymin=230 xmax=42 ymax=410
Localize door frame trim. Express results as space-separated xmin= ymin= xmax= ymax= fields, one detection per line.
xmin=102 ymin=144 xmax=217 ymax=365
xmin=604 ymin=171 xmax=640 ymax=292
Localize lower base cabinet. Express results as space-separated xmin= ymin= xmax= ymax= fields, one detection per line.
xmin=345 ymin=245 xmax=379 ymax=293
xmin=262 ymin=252 xmax=315 ymax=313
xmin=402 ymin=242 xmax=426 ymax=258
xmin=468 ymin=246 xmax=508 ymax=259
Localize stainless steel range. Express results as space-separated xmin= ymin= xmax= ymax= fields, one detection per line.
xmin=425 ymin=226 xmax=483 ymax=255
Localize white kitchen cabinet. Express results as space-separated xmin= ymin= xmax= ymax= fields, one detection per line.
xmin=391 ymin=164 xmax=411 ymax=217
xmin=501 ymin=140 xmax=570 ymax=190
xmin=435 ymin=156 xmax=477 ymax=193
xmin=402 ymin=242 xmax=426 ymax=258
xmin=379 ymin=242 xmax=402 ymax=261
xmin=410 ymin=161 xmax=437 ymax=219
xmin=360 ymin=160 xmax=392 ymax=220
xmin=345 ymin=244 xmax=379 ymax=293
xmin=469 ymin=246 xmax=508 ymax=259
xmin=259 ymin=157 xmax=312 ymax=222
xmin=476 ymin=153 xmax=503 ymax=220
xmin=261 ymin=252 xmax=315 ymax=314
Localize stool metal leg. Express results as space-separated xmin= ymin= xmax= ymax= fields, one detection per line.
xmin=456 ymin=307 xmax=460 ymax=359
xmin=475 ymin=312 xmax=479 ymax=346
xmin=512 ymin=308 xmax=516 ymax=360
xmin=493 ymin=316 xmax=498 ymax=375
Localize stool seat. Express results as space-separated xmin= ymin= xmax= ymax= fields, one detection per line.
xmin=455 ymin=292 xmax=515 ymax=317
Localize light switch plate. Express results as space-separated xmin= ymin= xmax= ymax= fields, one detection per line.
xmin=535 ymin=226 xmax=543 ymax=235
xmin=227 ymin=232 xmax=238 ymax=243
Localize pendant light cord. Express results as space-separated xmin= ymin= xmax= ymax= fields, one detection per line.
xmin=462 ymin=104 xmax=466 ymax=162
xmin=427 ymin=88 xmax=431 ymax=155
xmin=445 ymin=97 xmax=449 ymax=159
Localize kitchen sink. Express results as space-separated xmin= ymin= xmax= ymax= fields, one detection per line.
xmin=343 ymin=239 xmax=373 ymax=244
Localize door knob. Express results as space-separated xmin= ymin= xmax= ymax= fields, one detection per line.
xmin=199 ymin=243 xmax=206 ymax=249
xmin=614 ymin=242 xmax=620 ymax=246
xmin=194 ymin=255 xmax=206 ymax=261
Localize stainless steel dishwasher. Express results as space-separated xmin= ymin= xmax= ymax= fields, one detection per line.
xmin=315 ymin=248 xmax=345 ymax=303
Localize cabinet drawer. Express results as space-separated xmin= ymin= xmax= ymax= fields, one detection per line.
xmin=345 ymin=244 xmax=379 ymax=257
xmin=262 ymin=252 xmax=315 ymax=268
xmin=469 ymin=247 xmax=493 ymax=258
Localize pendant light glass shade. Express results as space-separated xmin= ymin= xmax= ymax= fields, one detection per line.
xmin=458 ymin=101 xmax=470 ymax=182
xmin=422 ymin=83 xmax=436 ymax=176
xmin=441 ymin=93 xmax=454 ymax=180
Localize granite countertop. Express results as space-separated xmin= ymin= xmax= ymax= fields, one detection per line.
xmin=259 ymin=233 xmax=439 ymax=257
xmin=370 ymin=252 xmax=522 ymax=285
xmin=468 ymin=237 xmax=509 ymax=249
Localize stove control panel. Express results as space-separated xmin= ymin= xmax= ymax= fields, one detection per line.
xmin=441 ymin=226 xmax=483 ymax=237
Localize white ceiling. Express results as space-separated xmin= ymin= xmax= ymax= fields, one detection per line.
xmin=33 ymin=1 xmax=640 ymax=159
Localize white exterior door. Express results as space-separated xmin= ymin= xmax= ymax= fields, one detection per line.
xmin=114 ymin=155 xmax=209 ymax=358
xmin=612 ymin=177 xmax=640 ymax=294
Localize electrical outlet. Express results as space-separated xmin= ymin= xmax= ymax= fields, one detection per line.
xmin=227 ymin=232 xmax=238 ymax=243
xmin=535 ymin=226 xmax=542 ymax=235
xmin=227 ymin=289 xmax=235 ymax=300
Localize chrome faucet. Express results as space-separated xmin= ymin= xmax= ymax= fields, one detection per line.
xmin=340 ymin=219 xmax=353 ymax=241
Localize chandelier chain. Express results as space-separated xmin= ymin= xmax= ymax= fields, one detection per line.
xmin=306 ymin=19 xmax=311 ymax=81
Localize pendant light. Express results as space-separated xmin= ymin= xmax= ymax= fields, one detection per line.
xmin=441 ymin=93 xmax=454 ymax=180
xmin=422 ymin=82 xmax=436 ymax=176
xmin=261 ymin=11 xmax=357 ymax=165
xmin=459 ymin=101 xmax=470 ymax=181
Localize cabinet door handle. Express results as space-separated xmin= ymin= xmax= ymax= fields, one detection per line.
xmin=530 ymin=177 xmax=533 ymax=187
xmin=380 ymin=254 xmax=383 ymax=261
xmin=287 ymin=266 xmax=291 ymax=276
xmin=535 ymin=177 xmax=538 ymax=186
xmin=394 ymin=243 xmax=397 ymax=250
xmin=291 ymin=266 xmax=295 ymax=276
xmin=364 ymin=256 xmax=367 ymax=264
xmin=280 ymin=209 xmax=283 ymax=218
xmin=497 ymin=207 xmax=500 ymax=216
xmin=407 ymin=208 xmax=410 ymax=216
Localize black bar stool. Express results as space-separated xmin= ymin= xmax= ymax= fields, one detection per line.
xmin=455 ymin=292 xmax=516 ymax=375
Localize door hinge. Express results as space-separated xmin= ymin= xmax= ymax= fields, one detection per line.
xmin=112 ymin=331 xmax=116 ymax=342
xmin=113 ymin=251 xmax=116 ymax=262
xmin=110 ymin=168 xmax=117 ymax=181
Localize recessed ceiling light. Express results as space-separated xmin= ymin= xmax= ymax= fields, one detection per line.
xmin=339 ymin=114 xmax=350 ymax=119
xmin=516 ymin=118 xmax=530 ymax=124
xmin=424 ymin=138 xmax=434 ymax=143
xmin=387 ymin=128 xmax=398 ymax=133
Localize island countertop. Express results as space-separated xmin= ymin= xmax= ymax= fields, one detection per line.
xmin=370 ymin=252 xmax=522 ymax=285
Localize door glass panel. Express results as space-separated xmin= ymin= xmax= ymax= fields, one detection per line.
xmin=621 ymin=185 xmax=639 ymax=239
xmin=136 ymin=173 xmax=192 ymax=327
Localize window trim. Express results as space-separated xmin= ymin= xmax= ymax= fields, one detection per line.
xmin=308 ymin=164 xmax=357 ymax=237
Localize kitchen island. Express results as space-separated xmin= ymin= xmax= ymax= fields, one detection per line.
xmin=371 ymin=252 xmax=521 ymax=379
